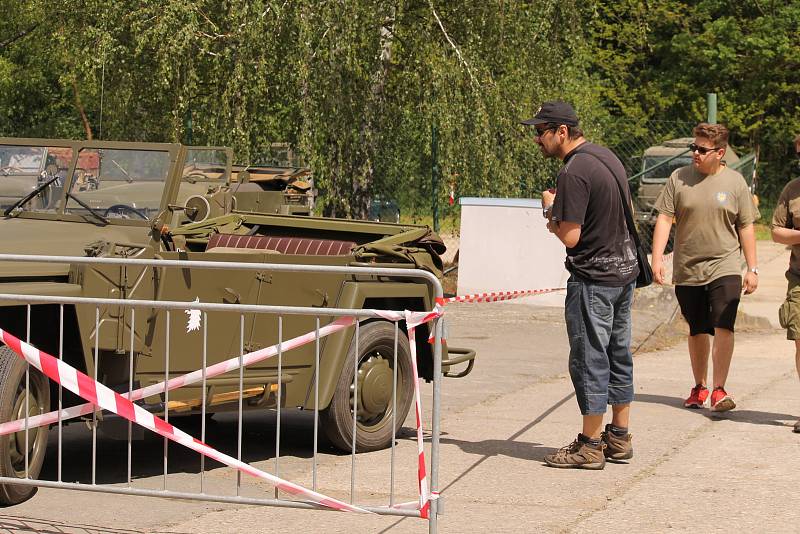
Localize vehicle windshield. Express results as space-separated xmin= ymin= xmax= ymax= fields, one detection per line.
xmin=63 ymin=148 xmax=171 ymax=221
xmin=182 ymin=148 xmax=229 ymax=184
xmin=0 ymin=144 xmax=71 ymax=212
xmin=641 ymin=155 xmax=693 ymax=182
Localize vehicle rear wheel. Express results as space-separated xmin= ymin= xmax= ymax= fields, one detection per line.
xmin=0 ymin=346 xmax=50 ymax=505
xmin=321 ymin=321 xmax=414 ymax=452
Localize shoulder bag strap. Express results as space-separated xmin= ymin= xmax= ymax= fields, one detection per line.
xmin=578 ymin=150 xmax=643 ymax=249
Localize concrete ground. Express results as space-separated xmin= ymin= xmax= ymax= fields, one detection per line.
xmin=2 ymin=241 xmax=799 ymax=533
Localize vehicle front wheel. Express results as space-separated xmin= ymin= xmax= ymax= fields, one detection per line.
xmin=321 ymin=321 xmax=414 ymax=452
xmin=0 ymin=346 xmax=50 ymax=505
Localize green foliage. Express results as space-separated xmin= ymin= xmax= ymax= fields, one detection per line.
xmin=584 ymin=0 xmax=800 ymax=202
xmin=2 ymin=0 xmax=799 ymax=219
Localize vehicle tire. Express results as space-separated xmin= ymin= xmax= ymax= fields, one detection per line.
xmin=0 ymin=345 xmax=50 ymax=505
xmin=321 ymin=321 xmax=414 ymax=453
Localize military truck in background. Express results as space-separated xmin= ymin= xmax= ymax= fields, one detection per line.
xmin=0 ymin=137 xmax=475 ymax=505
xmin=229 ymin=164 xmax=314 ymax=216
xmin=632 ymin=137 xmax=758 ymax=251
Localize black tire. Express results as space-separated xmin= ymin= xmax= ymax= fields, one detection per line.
xmin=0 ymin=345 xmax=50 ymax=505
xmin=321 ymin=321 xmax=414 ymax=452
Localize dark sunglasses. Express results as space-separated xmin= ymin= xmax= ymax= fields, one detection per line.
xmin=535 ymin=126 xmax=557 ymax=137
xmin=688 ymin=143 xmax=720 ymax=155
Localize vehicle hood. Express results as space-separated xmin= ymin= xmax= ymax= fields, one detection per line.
xmin=0 ymin=217 xmax=139 ymax=277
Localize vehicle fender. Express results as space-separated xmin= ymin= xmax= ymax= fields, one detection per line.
xmin=310 ymin=281 xmax=431 ymax=411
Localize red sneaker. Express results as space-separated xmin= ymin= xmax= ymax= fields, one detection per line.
xmin=710 ymin=387 xmax=736 ymax=412
xmin=684 ymin=385 xmax=709 ymax=409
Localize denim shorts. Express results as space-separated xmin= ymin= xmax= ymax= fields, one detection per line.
xmin=565 ymin=274 xmax=635 ymax=415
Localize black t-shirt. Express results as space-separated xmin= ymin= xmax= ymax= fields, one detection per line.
xmin=551 ymin=142 xmax=638 ymax=286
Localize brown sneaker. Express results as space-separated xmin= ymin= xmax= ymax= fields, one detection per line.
xmin=601 ymin=424 xmax=633 ymax=462
xmin=794 ymin=419 xmax=800 ymax=434
xmin=544 ymin=435 xmax=605 ymax=470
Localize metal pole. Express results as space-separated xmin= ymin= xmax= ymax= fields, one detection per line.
xmin=429 ymin=286 xmax=444 ymax=534
xmin=431 ymin=123 xmax=440 ymax=233
xmin=707 ymin=93 xmax=717 ymax=124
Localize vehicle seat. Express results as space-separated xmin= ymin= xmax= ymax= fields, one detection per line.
xmin=206 ymin=233 xmax=357 ymax=256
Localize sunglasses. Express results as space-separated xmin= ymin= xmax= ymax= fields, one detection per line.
xmin=535 ymin=126 xmax=557 ymax=137
xmin=688 ymin=143 xmax=720 ymax=155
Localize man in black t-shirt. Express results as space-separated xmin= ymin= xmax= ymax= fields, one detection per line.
xmin=522 ymin=101 xmax=637 ymax=470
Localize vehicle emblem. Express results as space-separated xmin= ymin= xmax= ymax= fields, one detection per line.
xmin=185 ymin=298 xmax=202 ymax=332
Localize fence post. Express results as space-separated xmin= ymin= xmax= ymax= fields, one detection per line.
xmin=707 ymin=93 xmax=717 ymax=124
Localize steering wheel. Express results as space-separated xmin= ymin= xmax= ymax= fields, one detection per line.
xmin=103 ymin=204 xmax=149 ymax=220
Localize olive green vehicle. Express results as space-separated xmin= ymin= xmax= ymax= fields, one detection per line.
xmin=0 ymin=137 xmax=474 ymax=505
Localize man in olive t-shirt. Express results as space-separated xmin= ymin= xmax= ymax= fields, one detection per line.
xmin=770 ymin=133 xmax=800 ymax=433
xmin=651 ymin=123 xmax=759 ymax=413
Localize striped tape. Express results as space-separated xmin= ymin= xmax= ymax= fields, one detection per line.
xmin=0 ymin=327 xmax=369 ymax=513
xmin=436 ymin=287 xmax=566 ymax=306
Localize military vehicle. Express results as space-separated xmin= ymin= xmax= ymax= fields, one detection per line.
xmin=0 ymin=145 xmax=70 ymax=211
xmin=632 ymin=137 xmax=757 ymax=250
xmin=368 ymin=197 xmax=401 ymax=223
xmin=229 ymin=163 xmax=315 ymax=216
xmin=0 ymin=137 xmax=475 ymax=505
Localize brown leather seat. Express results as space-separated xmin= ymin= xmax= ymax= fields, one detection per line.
xmin=207 ymin=233 xmax=356 ymax=256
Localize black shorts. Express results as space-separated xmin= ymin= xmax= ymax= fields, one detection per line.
xmin=675 ymin=275 xmax=742 ymax=336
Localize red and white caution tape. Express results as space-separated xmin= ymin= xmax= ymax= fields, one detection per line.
xmin=0 ymin=287 xmax=562 ymax=517
xmin=0 ymin=306 xmax=443 ymax=517
xmin=405 ymin=310 xmax=431 ymax=518
xmin=0 ymin=326 xmax=368 ymax=513
xmin=0 ymin=316 xmax=358 ymax=438
xmin=436 ymin=287 xmax=565 ymax=306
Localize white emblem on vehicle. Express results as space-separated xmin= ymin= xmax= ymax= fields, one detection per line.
xmin=185 ymin=298 xmax=202 ymax=332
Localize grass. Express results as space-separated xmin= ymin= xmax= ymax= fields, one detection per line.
xmin=755 ymin=203 xmax=774 ymax=241
xmin=400 ymin=212 xmax=461 ymax=234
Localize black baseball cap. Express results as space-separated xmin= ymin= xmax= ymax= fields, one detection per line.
xmin=520 ymin=101 xmax=579 ymax=126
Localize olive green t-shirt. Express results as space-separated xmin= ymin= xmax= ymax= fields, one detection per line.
xmin=771 ymin=178 xmax=800 ymax=276
xmin=654 ymin=165 xmax=759 ymax=286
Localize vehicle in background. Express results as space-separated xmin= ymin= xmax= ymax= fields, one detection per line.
xmin=230 ymin=164 xmax=314 ymax=216
xmin=368 ymin=198 xmax=401 ymax=223
xmin=0 ymin=145 xmax=68 ymax=211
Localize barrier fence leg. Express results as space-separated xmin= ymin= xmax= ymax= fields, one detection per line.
xmin=24 ymin=305 xmax=30 ymax=480
xmin=237 ymin=314 xmax=244 ymax=495
xmin=389 ymin=322 xmax=398 ymax=507
xmin=275 ymin=316 xmax=282 ymax=499
xmin=163 ymin=310 xmax=170 ymax=490
xmin=429 ymin=316 xmax=443 ymax=534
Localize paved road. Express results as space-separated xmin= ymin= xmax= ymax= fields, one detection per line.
xmin=3 ymin=241 xmax=798 ymax=533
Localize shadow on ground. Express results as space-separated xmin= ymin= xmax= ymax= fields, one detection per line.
xmin=636 ymin=393 xmax=796 ymax=427
xmin=37 ymin=409 xmax=356 ymax=485
xmin=0 ymin=513 xmax=164 ymax=534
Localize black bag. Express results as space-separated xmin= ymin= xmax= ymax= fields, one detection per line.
xmin=586 ymin=152 xmax=654 ymax=288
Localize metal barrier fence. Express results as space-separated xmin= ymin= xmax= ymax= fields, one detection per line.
xmin=0 ymin=254 xmax=445 ymax=532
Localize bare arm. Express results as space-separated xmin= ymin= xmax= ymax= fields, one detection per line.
xmin=650 ymin=213 xmax=673 ymax=284
xmin=546 ymin=219 xmax=582 ymax=248
xmin=739 ymin=223 xmax=758 ymax=294
xmin=771 ymin=226 xmax=800 ymax=246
